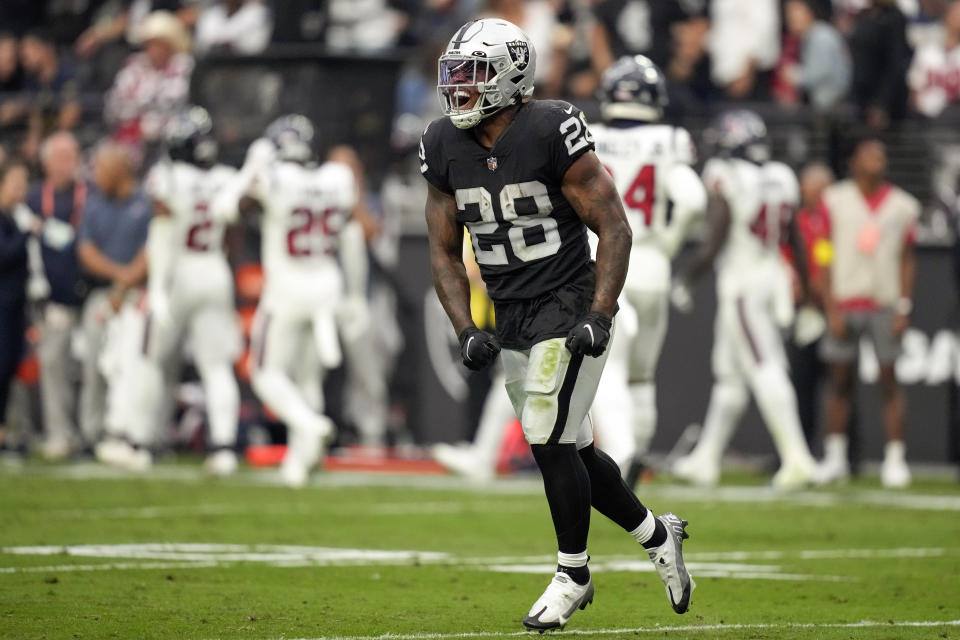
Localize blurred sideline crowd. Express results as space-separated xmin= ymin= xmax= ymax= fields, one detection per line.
xmin=1 ymin=0 xmax=960 ymax=478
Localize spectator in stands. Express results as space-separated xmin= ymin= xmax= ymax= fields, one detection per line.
xmin=0 ymin=32 xmax=23 ymax=95
xmin=909 ymin=0 xmax=960 ymax=117
xmin=324 ymin=0 xmax=408 ymax=52
xmin=818 ymin=135 xmax=920 ymax=488
xmin=45 ymin=0 xmax=110 ymax=48
xmin=849 ymin=0 xmax=911 ymax=129
xmin=665 ymin=9 xmax=713 ymax=110
xmin=105 ymin=11 xmax=193 ymax=149
xmin=77 ymin=144 xmax=149 ymax=448
xmin=195 ymin=0 xmax=273 ymax=56
xmin=708 ymin=0 xmax=781 ymax=99
xmin=484 ymin=0 xmax=565 ymax=97
xmin=75 ymin=0 xmax=198 ymax=58
xmin=784 ymin=0 xmax=852 ymax=113
xmin=591 ymin=0 xmax=707 ymax=74
xmin=17 ymin=30 xmax=82 ymax=164
xmin=0 ymin=1 xmax=45 ymax=38
xmin=26 ymin=132 xmax=89 ymax=460
xmin=0 ymin=160 xmax=37 ymax=449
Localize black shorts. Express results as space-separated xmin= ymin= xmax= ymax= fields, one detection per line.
xmin=493 ymin=264 xmax=597 ymax=350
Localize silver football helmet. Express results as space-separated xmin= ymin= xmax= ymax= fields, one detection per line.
xmin=437 ymin=19 xmax=537 ymax=130
xmin=265 ymin=114 xmax=315 ymax=163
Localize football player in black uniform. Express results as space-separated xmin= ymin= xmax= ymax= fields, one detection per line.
xmin=420 ymin=18 xmax=694 ymax=630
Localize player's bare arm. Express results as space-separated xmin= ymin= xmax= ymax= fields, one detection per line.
xmin=425 ymin=183 xmax=473 ymax=335
xmin=786 ymin=213 xmax=811 ymax=304
xmin=679 ymin=192 xmax=731 ymax=288
xmin=562 ymin=150 xmax=632 ymax=318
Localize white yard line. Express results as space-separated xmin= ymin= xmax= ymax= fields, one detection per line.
xmin=231 ymin=619 xmax=960 ymax=640
xmin=3 ymin=542 xmax=944 ymax=582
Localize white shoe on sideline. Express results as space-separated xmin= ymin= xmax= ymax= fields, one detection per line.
xmin=772 ymin=459 xmax=816 ymax=491
xmin=95 ymin=438 xmax=130 ymax=467
xmin=40 ymin=439 xmax=71 ymax=461
xmin=671 ymin=452 xmax=720 ymax=487
xmin=522 ymin=572 xmax=594 ymax=631
xmin=204 ymin=450 xmax=238 ymax=477
xmin=432 ymin=443 xmax=494 ymax=481
xmin=881 ymin=441 xmax=911 ymax=488
xmin=281 ymin=417 xmax=334 ymax=489
xmin=816 ymin=455 xmax=850 ymax=485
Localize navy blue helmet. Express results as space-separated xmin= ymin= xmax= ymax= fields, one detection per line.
xmin=265 ymin=114 xmax=315 ymax=163
xmin=704 ymin=109 xmax=770 ymax=163
xmin=164 ymin=106 xmax=217 ymax=167
xmin=600 ymin=55 xmax=668 ymax=122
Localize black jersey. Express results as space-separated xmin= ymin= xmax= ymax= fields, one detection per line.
xmin=420 ymin=100 xmax=596 ymax=302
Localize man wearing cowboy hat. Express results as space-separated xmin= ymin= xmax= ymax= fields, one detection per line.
xmin=105 ymin=11 xmax=194 ymax=148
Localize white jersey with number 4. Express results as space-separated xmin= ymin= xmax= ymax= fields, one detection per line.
xmin=591 ymin=123 xmax=705 ymax=292
xmin=250 ymin=160 xmax=357 ymax=305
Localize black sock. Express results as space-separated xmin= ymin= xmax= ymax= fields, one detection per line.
xmin=557 ymin=563 xmax=591 ymax=586
xmin=642 ymin=518 xmax=668 ymax=549
xmin=530 ymin=443 xmax=592 ymax=556
xmin=578 ymin=444 xmax=649 ymax=531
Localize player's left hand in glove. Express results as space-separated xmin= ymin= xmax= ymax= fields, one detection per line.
xmin=458 ymin=327 xmax=501 ymax=370
xmin=565 ymin=312 xmax=612 ymax=357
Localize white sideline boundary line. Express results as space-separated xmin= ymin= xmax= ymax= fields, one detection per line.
xmin=10 ymin=463 xmax=960 ymax=512
xmin=231 ymin=619 xmax=960 ymax=640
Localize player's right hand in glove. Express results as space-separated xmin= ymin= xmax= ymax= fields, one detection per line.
xmin=670 ymin=280 xmax=693 ymax=313
xmin=458 ymin=327 xmax=501 ymax=370
xmin=565 ymin=312 xmax=612 ymax=357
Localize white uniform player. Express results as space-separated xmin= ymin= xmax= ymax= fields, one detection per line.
xmin=102 ymin=107 xmax=243 ymax=474
xmin=671 ymin=110 xmax=816 ymax=490
xmin=589 ymin=56 xmax=706 ymax=481
xmin=213 ymin=115 xmax=369 ymax=488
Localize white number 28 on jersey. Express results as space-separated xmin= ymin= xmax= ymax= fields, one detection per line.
xmin=456 ymin=181 xmax=561 ymax=266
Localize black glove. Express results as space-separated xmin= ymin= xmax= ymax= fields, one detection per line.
xmin=458 ymin=327 xmax=501 ymax=370
xmin=565 ymin=312 xmax=612 ymax=357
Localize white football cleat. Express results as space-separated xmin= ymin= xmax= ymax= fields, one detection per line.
xmin=40 ymin=439 xmax=71 ymax=461
xmin=431 ymin=443 xmax=494 ymax=481
xmin=281 ymin=416 xmax=335 ymax=489
xmin=647 ymin=513 xmax=695 ymax=614
xmin=671 ymin=452 xmax=720 ymax=487
xmin=114 ymin=444 xmax=153 ymax=472
xmin=280 ymin=454 xmax=309 ymax=488
xmin=880 ymin=455 xmax=910 ymax=489
xmin=204 ymin=450 xmax=238 ymax=477
xmin=522 ymin=571 xmax=594 ymax=631
xmin=816 ymin=455 xmax=850 ymax=485
xmin=94 ymin=438 xmax=129 ymax=466
xmin=772 ymin=459 xmax=816 ymax=491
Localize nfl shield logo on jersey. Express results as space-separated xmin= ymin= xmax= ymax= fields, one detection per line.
xmin=487 ymin=156 xmax=498 ymax=171
xmin=506 ymin=40 xmax=529 ymax=71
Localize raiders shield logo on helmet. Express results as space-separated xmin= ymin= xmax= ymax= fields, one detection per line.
xmin=506 ymin=40 xmax=529 ymax=71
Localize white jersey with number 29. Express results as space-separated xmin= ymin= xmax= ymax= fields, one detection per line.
xmin=249 ymin=160 xmax=356 ymax=302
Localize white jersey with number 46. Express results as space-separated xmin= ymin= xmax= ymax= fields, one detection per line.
xmin=249 ymin=160 xmax=357 ymax=304
xmin=591 ymin=123 xmax=706 ymax=292
xmin=702 ymin=157 xmax=799 ymax=331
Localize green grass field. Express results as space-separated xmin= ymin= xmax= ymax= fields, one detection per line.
xmin=1 ymin=461 xmax=959 ymax=640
